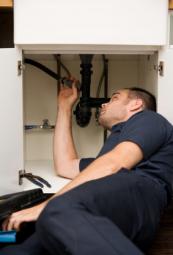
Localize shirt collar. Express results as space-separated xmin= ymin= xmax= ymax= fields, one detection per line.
xmin=111 ymin=122 xmax=125 ymax=132
xmin=111 ymin=110 xmax=144 ymax=133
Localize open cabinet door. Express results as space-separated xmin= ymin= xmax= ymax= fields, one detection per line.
xmin=0 ymin=48 xmax=23 ymax=195
xmin=158 ymin=48 xmax=173 ymax=125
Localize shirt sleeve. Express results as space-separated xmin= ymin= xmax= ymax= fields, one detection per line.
xmin=79 ymin=158 xmax=95 ymax=172
xmin=118 ymin=111 xmax=167 ymax=159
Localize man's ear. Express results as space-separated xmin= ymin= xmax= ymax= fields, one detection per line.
xmin=129 ymin=98 xmax=143 ymax=112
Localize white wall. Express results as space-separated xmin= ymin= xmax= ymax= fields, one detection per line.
xmin=138 ymin=54 xmax=158 ymax=96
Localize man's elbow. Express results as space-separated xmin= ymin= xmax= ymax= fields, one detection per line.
xmin=54 ymin=160 xmax=80 ymax=180
xmin=54 ymin=166 xmax=73 ymax=180
xmin=56 ymin=171 xmax=74 ymax=180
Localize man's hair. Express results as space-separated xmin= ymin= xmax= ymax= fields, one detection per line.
xmin=127 ymin=87 xmax=156 ymax=112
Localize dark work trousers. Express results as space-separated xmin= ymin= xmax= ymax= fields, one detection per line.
xmin=0 ymin=169 xmax=167 ymax=255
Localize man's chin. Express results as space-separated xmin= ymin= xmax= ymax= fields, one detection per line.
xmin=98 ymin=117 xmax=107 ymax=128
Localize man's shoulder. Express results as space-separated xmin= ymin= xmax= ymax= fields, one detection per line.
xmin=131 ymin=110 xmax=172 ymax=125
xmin=124 ymin=110 xmax=173 ymax=136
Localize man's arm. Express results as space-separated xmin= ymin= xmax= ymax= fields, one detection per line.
xmin=53 ymin=140 xmax=143 ymax=196
xmin=53 ymin=81 xmax=80 ymax=179
xmin=2 ymin=140 xmax=143 ymax=231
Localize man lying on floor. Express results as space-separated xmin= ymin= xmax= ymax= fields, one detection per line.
xmin=1 ymin=82 xmax=173 ymax=255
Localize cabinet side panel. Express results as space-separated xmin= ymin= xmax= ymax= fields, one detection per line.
xmin=0 ymin=48 xmax=23 ymax=195
xmin=158 ymin=48 xmax=173 ymax=124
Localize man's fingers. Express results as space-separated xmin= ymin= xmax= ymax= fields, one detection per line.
xmin=1 ymin=204 xmax=44 ymax=231
xmin=13 ymin=220 xmax=21 ymax=232
xmin=2 ymin=217 xmax=9 ymax=231
xmin=2 ymin=212 xmax=24 ymax=231
xmin=72 ymin=82 xmax=79 ymax=97
xmin=5 ymin=216 xmax=24 ymax=231
xmin=7 ymin=217 xmax=15 ymax=231
xmin=60 ymin=83 xmax=63 ymax=89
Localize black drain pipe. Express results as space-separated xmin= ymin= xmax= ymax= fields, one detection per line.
xmin=24 ymin=57 xmax=109 ymax=127
xmin=74 ymin=55 xmax=93 ymax=127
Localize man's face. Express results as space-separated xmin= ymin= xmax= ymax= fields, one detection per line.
xmin=98 ymin=89 xmax=131 ymax=129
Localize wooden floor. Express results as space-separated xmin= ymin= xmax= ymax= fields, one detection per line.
xmin=147 ymin=199 xmax=173 ymax=255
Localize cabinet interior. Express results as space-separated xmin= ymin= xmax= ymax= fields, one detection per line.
xmin=23 ymin=53 xmax=158 ymax=171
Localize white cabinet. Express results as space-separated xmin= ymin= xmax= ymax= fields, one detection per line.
xmin=14 ymin=0 xmax=168 ymax=51
xmin=0 ymin=51 xmax=172 ymax=195
xmin=1 ymin=3 xmax=173 ymax=195
xmin=0 ymin=50 xmax=161 ymax=194
xmin=0 ymin=48 xmax=23 ymax=195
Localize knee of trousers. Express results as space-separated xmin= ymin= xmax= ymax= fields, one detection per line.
xmin=36 ymin=194 xmax=86 ymax=252
xmin=37 ymin=193 xmax=81 ymax=234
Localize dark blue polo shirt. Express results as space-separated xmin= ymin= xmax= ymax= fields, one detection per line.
xmin=79 ymin=110 xmax=173 ymax=197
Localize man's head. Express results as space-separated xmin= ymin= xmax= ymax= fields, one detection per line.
xmin=98 ymin=87 xmax=156 ymax=129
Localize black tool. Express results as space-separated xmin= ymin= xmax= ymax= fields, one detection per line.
xmin=61 ymin=77 xmax=81 ymax=90
xmin=19 ymin=170 xmax=51 ymax=188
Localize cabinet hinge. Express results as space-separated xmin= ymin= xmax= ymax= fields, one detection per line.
xmin=17 ymin=61 xmax=25 ymax=76
xmin=154 ymin=61 xmax=164 ymax=76
xmin=19 ymin=169 xmax=25 ymax=185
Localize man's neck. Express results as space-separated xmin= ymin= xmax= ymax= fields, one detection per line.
xmin=110 ymin=109 xmax=144 ymax=129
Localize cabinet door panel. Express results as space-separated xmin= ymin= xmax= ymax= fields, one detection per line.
xmin=0 ymin=48 xmax=23 ymax=195
xmin=158 ymin=48 xmax=173 ymax=124
xmin=14 ymin=0 xmax=167 ymax=49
